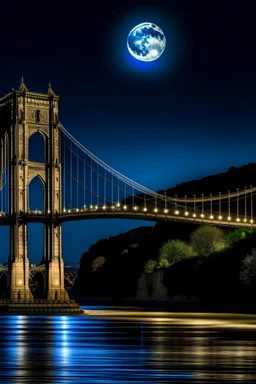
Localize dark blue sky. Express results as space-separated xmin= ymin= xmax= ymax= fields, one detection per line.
xmin=0 ymin=0 xmax=256 ymax=263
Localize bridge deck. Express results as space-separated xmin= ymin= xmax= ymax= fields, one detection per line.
xmin=0 ymin=209 xmax=254 ymax=228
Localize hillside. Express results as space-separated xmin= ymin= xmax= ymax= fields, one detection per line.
xmin=73 ymin=163 xmax=256 ymax=299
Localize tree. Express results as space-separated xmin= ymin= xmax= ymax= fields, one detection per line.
xmin=226 ymin=228 xmax=255 ymax=246
xmin=158 ymin=240 xmax=194 ymax=269
xmin=240 ymin=249 xmax=256 ymax=288
xmin=92 ymin=256 xmax=106 ymax=273
xmin=144 ymin=260 xmax=157 ymax=274
xmin=190 ymin=225 xmax=226 ymax=257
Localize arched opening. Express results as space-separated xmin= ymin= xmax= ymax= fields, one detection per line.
xmin=28 ymin=223 xmax=44 ymax=265
xmin=28 ymin=176 xmax=44 ymax=212
xmin=0 ymin=274 xmax=8 ymax=298
xmin=28 ymin=132 xmax=45 ymax=163
xmin=30 ymin=271 xmax=45 ymax=299
xmin=55 ymin=291 xmax=58 ymax=300
xmin=0 ymin=227 xmax=10 ymax=265
xmin=18 ymin=291 xmax=21 ymax=300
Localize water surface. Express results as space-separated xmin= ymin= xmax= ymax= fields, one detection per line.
xmin=0 ymin=308 xmax=256 ymax=383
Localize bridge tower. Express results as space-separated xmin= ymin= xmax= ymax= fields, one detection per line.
xmin=0 ymin=78 xmax=68 ymax=301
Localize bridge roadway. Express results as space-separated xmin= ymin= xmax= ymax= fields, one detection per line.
xmin=0 ymin=206 xmax=254 ymax=228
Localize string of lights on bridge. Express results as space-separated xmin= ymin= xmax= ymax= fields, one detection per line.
xmin=0 ymin=123 xmax=256 ymax=227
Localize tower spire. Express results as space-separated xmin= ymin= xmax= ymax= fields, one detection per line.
xmin=48 ymin=81 xmax=56 ymax=97
xmin=19 ymin=75 xmax=28 ymax=92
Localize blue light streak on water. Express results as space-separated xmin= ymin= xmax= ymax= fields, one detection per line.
xmin=1 ymin=313 xmax=256 ymax=382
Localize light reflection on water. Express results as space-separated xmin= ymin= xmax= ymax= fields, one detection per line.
xmin=0 ymin=309 xmax=255 ymax=382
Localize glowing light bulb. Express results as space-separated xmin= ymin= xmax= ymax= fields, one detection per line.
xmin=250 ymin=219 xmax=254 ymax=224
xmin=175 ymin=210 xmax=180 ymax=215
xmin=123 ymin=205 xmax=127 ymax=210
xmin=134 ymin=206 xmax=138 ymax=211
xmin=117 ymin=203 xmax=120 ymax=207
xmin=193 ymin=213 xmax=196 ymax=218
xmin=143 ymin=207 xmax=147 ymax=212
xmin=63 ymin=209 xmax=66 ymax=213
xmin=236 ymin=218 xmax=240 ymax=222
xmin=210 ymin=215 xmax=214 ymax=220
xmin=218 ymin=215 xmax=222 ymax=220
xmin=95 ymin=206 xmax=98 ymax=210
xmin=164 ymin=209 xmax=168 ymax=214
xmin=76 ymin=208 xmax=79 ymax=212
xmin=201 ymin=214 xmax=205 ymax=218
xmin=244 ymin=218 xmax=247 ymax=223
xmin=185 ymin=211 xmax=189 ymax=216
xmin=154 ymin=208 xmax=158 ymax=213
xmin=102 ymin=206 xmax=106 ymax=210
xmin=228 ymin=216 xmax=231 ymax=221
xmin=90 ymin=205 xmax=93 ymax=209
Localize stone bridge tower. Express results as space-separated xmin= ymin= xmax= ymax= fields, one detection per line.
xmin=0 ymin=78 xmax=68 ymax=301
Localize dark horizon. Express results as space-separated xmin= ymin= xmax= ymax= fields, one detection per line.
xmin=0 ymin=0 xmax=255 ymax=263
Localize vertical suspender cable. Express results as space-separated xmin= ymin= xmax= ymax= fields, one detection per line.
xmin=77 ymin=146 xmax=79 ymax=208
xmin=112 ymin=173 xmax=113 ymax=207
xmin=70 ymin=140 xmax=72 ymax=208
xmin=97 ymin=163 xmax=99 ymax=206
xmin=194 ymin=195 xmax=196 ymax=216
xmin=210 ymin=193 xmax=212 ymax=217
xmin=237 ymin=188 xmax=239 ymax=220
xmin=63 ymin=135 xmax=65 ymax=210
xmin=132 ymin=187 xmax=134 ymax=208
xmin=83 ymin=152 xmax=86 ymax=207
xmin=104 ymin=169 xmax=106 ymax=206
xmin=165 ymin=192 xmax=167 ymax=212
xmin=219 ymin=192 xmax=221 ymax=217
xmin=90 ymin=158 xmax=93 ymax=207
xmin=185 ymin=195 xmax=187 ymax=213
xmin=228 ymin=190 xmax=230 ymax=218
xmin=251 ymin=185 xmax=253 ymax=223
xmin=202 ymin=194 xmax=204 ymax=217
xmin=245 ymin=186 xmax=247 ymax=221
xmin=117 ymin=179 xmax=119 ymax=205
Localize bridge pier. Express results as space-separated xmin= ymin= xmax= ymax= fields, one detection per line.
xmin=0 ymin=79 xmax=81 ymax=314
xmin=9 ymin=223 xmax=33 ymax=300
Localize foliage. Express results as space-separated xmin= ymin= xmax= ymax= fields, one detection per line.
xmin=92 ymin=256 xmax=106 ymax=273
xmin=158 ymin=240 xmax=194 ymax=269
xmin=190 ymin=225 xmax=226 ymax=257
xmin=240 ymin=249 xmax=256 ymax=287
xmin=144 ymin=259 xmax=157 ymax=274
xmin=226 ymin=228 xmax=255 ymax=246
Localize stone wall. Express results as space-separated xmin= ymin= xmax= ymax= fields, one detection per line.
xmin=136 ymin=269 xmax=168 ymax=300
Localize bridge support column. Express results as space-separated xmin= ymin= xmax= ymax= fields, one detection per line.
xmin=45 ymin=223 xmax=69 ymax=300
xmin=9 ymin=223 xmax=33 ymax=300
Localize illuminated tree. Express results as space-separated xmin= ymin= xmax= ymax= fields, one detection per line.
xmin=226 ymin=228 xmax=255 ymax=246
xmin=190 ymin=225 xmax=226 ymax=257
xmin=144 ymin=260 xmax=157 ymax=274
xmin=240 ymin=249 xmax=256 ymax=287
xmin=158 ymin=240 xmax=194 ymax=269
xmin=92 ymin=256 xmax=106 ymax=273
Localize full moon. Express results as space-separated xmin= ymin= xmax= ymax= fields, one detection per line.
xmin=127 ymin=22 xmax=166 ymax=62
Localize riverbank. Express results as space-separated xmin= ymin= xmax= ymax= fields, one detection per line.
xmin=77 ymin=297 xmax=256 ymax=315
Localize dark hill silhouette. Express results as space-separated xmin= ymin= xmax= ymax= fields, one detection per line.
xmin=74 ymin=163 xmax=256 ymax=299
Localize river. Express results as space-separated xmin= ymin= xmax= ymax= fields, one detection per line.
xmin=0 ymin=307 xmax=256 ymax=383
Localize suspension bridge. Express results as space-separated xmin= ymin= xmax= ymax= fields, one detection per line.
xmin=0 ymin=78 xmax=254 ymax=308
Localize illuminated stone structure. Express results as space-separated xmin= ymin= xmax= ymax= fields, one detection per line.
xmin=0 ymin=78 xmax=69 ymax=302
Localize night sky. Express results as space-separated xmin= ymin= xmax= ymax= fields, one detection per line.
xmin=0 ymin=0 xmax=255 ymax=264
